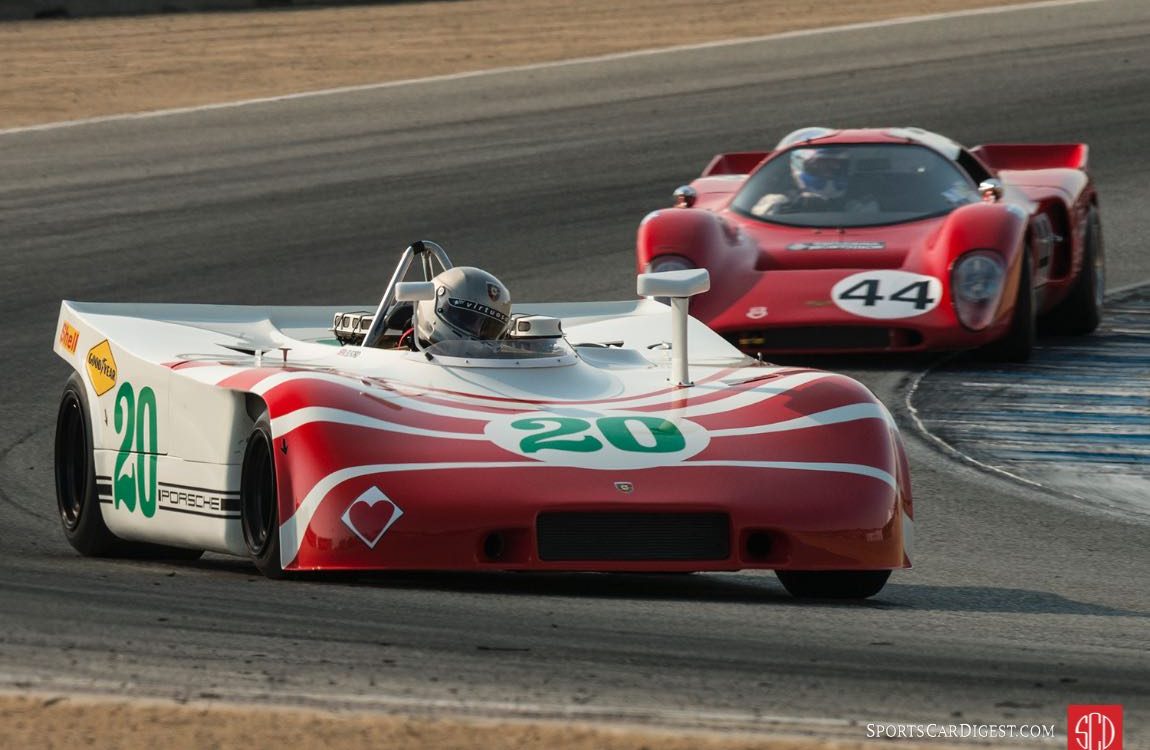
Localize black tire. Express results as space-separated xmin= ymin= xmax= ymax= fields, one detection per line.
xmin=982 ymin=249 xmax=1035 ymax=363
xmin=241 ymin=413 xmax=285 ymax=579
xmin=776 ymin=570 xmax=891 ymax=599
xmin=1044 ymin=206 xmax=1104 ymax=335
xmin=55 ymin=373 xmax=121 ymax=556
xmin=54 ymin=374 xmax=203 ymax=561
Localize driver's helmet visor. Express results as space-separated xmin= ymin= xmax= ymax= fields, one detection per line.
xmin=440 ymin=297 xmax=510 ymax=339
xmin=800 ymin=156 xmax=848 ymax=190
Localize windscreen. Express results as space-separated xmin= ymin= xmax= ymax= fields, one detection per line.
xmin=423 ymin=337 xmax=573 ymax=363
xmin=730 ymin=144 xmax=979 ymax=228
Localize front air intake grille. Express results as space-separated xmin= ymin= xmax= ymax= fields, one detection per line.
xmin=727 ymin=326 xmax=922 ymax=352
xmin=536 ymin=512 xmax=730 ymax=561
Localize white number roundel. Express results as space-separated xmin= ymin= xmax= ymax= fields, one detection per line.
xmin=831 ymin=270 xmax=942 ymax=320
xmin=484 ymin=410 xmax=710 ymax=470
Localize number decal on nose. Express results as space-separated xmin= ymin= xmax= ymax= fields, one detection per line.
xmin=488 ymin=412 xmax=709 ymax=469
xmin=831 ymin=271 xmax=942 ymax=319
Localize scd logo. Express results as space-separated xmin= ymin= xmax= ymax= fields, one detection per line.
xmin=1068 ymin=705 xmax=1122 ymax=750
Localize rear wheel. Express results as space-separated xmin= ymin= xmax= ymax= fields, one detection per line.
xmin=981 ymin=249 xmax=1035 ymax=362
xmin=241 ymin=413 xmax=285 ymax=579
xmin=55 ymin=374 xmax=202 ymax=560
xmin=55 ymin=374 xmax=119 ymax=556
xmin=1045 ymin=206 xmax=1103 ymax=335
xmin=776 ymin=570 xmax=891 ymax=599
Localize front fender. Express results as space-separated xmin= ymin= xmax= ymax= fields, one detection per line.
xmin=931 ymin=202 xmax=1030 ymax=330
xmin=636 ymin=208 xmax=760 ymax=319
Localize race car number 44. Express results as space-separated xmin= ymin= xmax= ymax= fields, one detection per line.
xmin=485 ymin=411 xmax=710 ymax=470
xmin=831 ymin=270 xmax=942 ymax=320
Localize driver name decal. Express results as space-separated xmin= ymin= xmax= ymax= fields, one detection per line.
xmin=831 ymin=270 xmax=942 ymax=320
xmin=787 ymin=241 xmax=886 ymax=251
xmin=484 ymin=411 xmax=710 ymax=469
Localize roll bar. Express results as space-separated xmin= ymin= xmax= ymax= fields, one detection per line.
xmin=360 ymin=240 xmax=453 ymax=349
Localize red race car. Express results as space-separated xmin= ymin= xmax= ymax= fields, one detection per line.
xmin=52 ymin=241 xmax=911 ymax=599
xmin=637 ymin=127 xmax=1104 ymax=360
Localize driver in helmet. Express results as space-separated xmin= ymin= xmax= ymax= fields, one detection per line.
xmin=412 ymin=266 xmax=512 ymax=347
xmin=751 ymin=148 xmax=875 ymax=216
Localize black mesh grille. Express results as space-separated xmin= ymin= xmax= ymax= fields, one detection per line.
xmin=536 ymin=512 xmax=730 ymax=561
xmin=727 ymin=326 xmax=920 ymax=352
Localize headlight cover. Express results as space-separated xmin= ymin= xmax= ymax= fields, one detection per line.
xmin=646 ymin=255 xmax=695 ymax=274
xmin=951 ymin=250 xmax=1006 ymax=331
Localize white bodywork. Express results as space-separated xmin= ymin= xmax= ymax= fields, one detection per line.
xmin=55 ymin=298 xmax=753 ymax=557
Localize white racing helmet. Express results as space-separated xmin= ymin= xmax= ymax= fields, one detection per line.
xmin=417 ymin=266 xmax=512 ymax=344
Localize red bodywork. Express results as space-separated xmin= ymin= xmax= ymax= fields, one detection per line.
xmin=220 ymin=365 xmax=913 ymax=574
xmin=637 ymin=129 xmax=1099 ymax=354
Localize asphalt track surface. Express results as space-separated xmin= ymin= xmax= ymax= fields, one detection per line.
xmin=1 ymin=0 xmax=1148 ymax=739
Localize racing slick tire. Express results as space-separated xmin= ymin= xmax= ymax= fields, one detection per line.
xmin=55 ymin=374 xmax=203 ymax=560
xmin=775 ymin=570 xmax=891 ymax=599
xmin=241 ymin=412 xmax=286 ymax=579
xmin=1044 ymin=206 xmax=1103 ymax=335
xmin=982 ymin=249 xmax=1035 ymax=363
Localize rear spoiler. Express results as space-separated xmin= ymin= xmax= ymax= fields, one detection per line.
xmin=700 ymin=151 xmax=772 ymax=177
xmin=970 ymin=143 xmax=1088 ymax=171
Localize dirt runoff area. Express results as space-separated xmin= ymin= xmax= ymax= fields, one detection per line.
xmin=0 ymin=692 xmax=989 ymax=750
xmin=3 ymin=1 xmax=1040 ymax=747
xmin=1 ymin=0 xmax=1040 ymax=128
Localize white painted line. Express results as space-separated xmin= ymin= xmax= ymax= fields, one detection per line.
xmin=0 ymin=0 xmax=1104 ymax=137
xmin=1106 ymin=277 xmax=1150 ymax=297
xmin=904 ymin=359 xmax=1055 ymax=493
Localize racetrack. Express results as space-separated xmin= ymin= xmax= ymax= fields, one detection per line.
xmin=1 ymin=0 xmax=1148 ymax=743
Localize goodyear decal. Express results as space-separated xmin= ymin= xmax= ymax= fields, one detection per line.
xmin=59 ymin=321 xmax=79 ymax=354
xmin=86 ymin=340 xmax=118 ymax=396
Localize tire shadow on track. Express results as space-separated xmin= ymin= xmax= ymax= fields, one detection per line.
xmin=179 ymin=557 xmax=1143 ymax=616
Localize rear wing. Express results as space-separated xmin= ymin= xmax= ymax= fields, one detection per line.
xmin=700 ymin=151 xmax=772 ymax=177
xmin=970 ymin=143 xmax=1088 ymax=172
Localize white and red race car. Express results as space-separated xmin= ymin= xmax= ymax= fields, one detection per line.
xmin=53 ymin=241 xmax=912 ymax=598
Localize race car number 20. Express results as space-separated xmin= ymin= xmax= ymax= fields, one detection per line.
xmin=831 ymin=270 xmax=942 ymax=320
xmin=485 ymin=412 xmax=710 ymax=469
xmin=113 ymin=382 xmax=159 ymax=518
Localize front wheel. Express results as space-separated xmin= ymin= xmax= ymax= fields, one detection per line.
xmin=1044 ymin=206 xmax=1103 ymax=335
xmin=776 ymin=570 xmax=891 ymax=599
xmin=241 ymin=413 xmax=285 ymax=579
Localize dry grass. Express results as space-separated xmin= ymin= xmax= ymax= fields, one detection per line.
xmin=0 ymin=0 xmax=1035 ymax=127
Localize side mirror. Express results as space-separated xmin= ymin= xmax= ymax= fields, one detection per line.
xmin=637 ymin=269 xmax=710 ymax=387
xmin=637 ymin=268 xmax=710 ymax=299
xmin=395 ymin=281 xmax=436 ymax=302
xmin=672 ymin=185 xmax=697 ymax=208
xmin=978 ymin=178 xmax=1004 ymax=203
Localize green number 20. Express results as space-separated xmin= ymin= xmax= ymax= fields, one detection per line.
xmin=511 ymin=416 xmax=686 ymax=454
xmin=113 ymin=382 xmax=159 ymax=518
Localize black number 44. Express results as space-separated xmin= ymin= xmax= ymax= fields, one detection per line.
xmin=839 ymin=279 xmax=935 ymax=310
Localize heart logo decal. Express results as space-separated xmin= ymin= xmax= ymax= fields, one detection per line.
xmin=341 ymin=487 xmax=404 ymax=549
